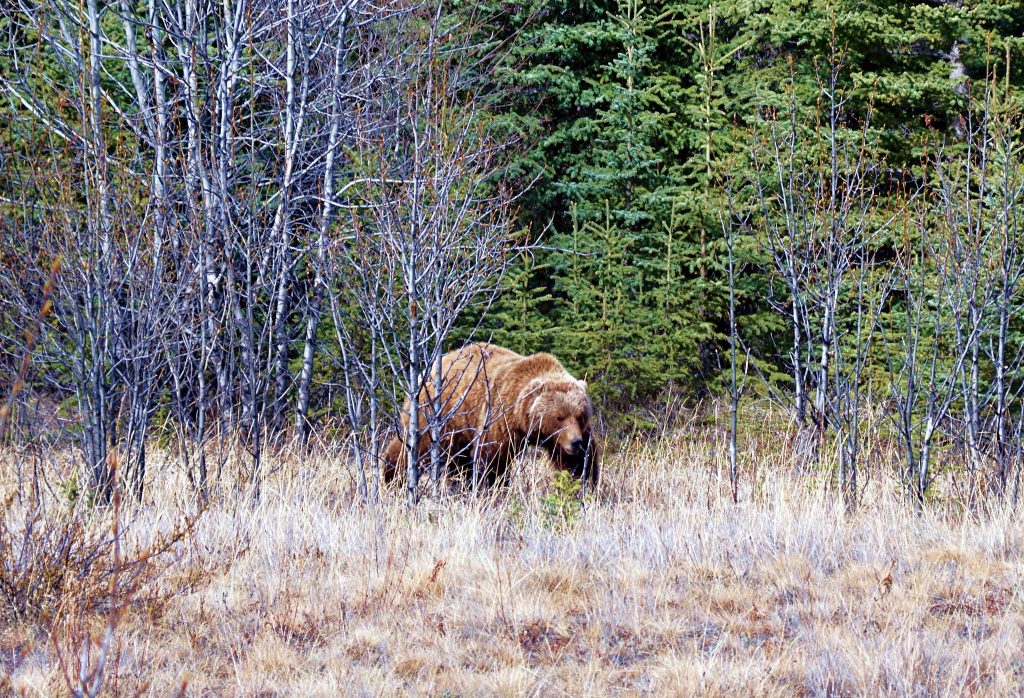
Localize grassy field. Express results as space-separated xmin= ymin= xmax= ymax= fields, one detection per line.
xmin=2 ymin=426 xmax=1023 ymax=696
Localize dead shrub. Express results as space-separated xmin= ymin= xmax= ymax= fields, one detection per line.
xmin=0 ymin=458 xmax=200 ymax=696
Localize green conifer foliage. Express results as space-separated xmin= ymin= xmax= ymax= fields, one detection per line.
xmin=472 ymin=247 xmax=555 ymax=355
xmin=488 ymin=0 xmax=1023 ymax=410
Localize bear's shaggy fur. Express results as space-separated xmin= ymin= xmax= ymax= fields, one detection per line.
xmin=382 ymin=342 xmax=599 ymax=488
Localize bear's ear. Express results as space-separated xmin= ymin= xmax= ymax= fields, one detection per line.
xmin=525 ymin=377 xmax=547 ymax=397
xmin=522 ymin=377 xmax=548 ymax=423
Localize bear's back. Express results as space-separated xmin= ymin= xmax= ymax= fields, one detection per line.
xmin=489 ymin=350 xmax=568 ymax=393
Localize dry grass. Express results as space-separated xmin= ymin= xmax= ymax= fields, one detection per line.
xmin=2 ymin=429 xmax=1024 ymax=697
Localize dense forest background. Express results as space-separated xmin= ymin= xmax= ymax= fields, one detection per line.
xmin=475 ymin=0 xmax=1023 ymax=404
xmin=1 ymin=0 xmax=1023 ymax=503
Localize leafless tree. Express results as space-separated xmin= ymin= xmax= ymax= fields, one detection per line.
xmin=885 ymin=204 xmax=970 ymax=509
xmin=920 ymin=80 xmax=1024 ymax=501
xmin=719 ymin=172 xmax=750 ymax=504
xmin=1 ymin=0 xmax=522 ymax=505
xmin=328 ymin=5 xmax=521 ymax=505
xmin=747 ymin=46 xmax=903 ymax=501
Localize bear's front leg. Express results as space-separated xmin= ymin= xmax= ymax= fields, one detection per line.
xmin=467 ymin=417 xmax=515 ymax=490
xmin=381 ymin=436 xmax=406 ymax=482
xmin=381 ymin=426 xmax=436 ymax=485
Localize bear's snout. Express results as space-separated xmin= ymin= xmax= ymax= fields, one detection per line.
xmin=554 ymin=427 xmax=583 ymax=455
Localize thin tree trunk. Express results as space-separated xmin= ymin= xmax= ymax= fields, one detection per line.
xmin=296 ymin=12 xmax=350 ymax=443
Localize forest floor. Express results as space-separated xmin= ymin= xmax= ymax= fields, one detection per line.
xmin=2 ymin=424 xmax=1024 ymax=696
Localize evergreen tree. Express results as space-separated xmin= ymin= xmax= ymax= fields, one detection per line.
xmin=487 ymin=0 xmax=1023 ymax=411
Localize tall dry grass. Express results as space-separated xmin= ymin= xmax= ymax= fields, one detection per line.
xmin=2 ymin=425 xmax=1023 ymax=696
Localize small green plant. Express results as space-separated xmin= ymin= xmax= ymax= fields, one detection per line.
xmin=59 ymin=474 xmax=81 ymax=509
xmin=58 ymin=473 xmax=100 ymax=510
xmin=541 ymin=471 xmax=583 ymax=531
xmin=507 ymin=498 xmax=525 ymax=528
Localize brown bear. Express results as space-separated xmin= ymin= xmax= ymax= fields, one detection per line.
xmin=382 ymin=342 xmax=599 ymax=490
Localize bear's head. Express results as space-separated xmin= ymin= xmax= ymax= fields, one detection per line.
xmin=522 ymin=377 xmax=599 ymax=487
